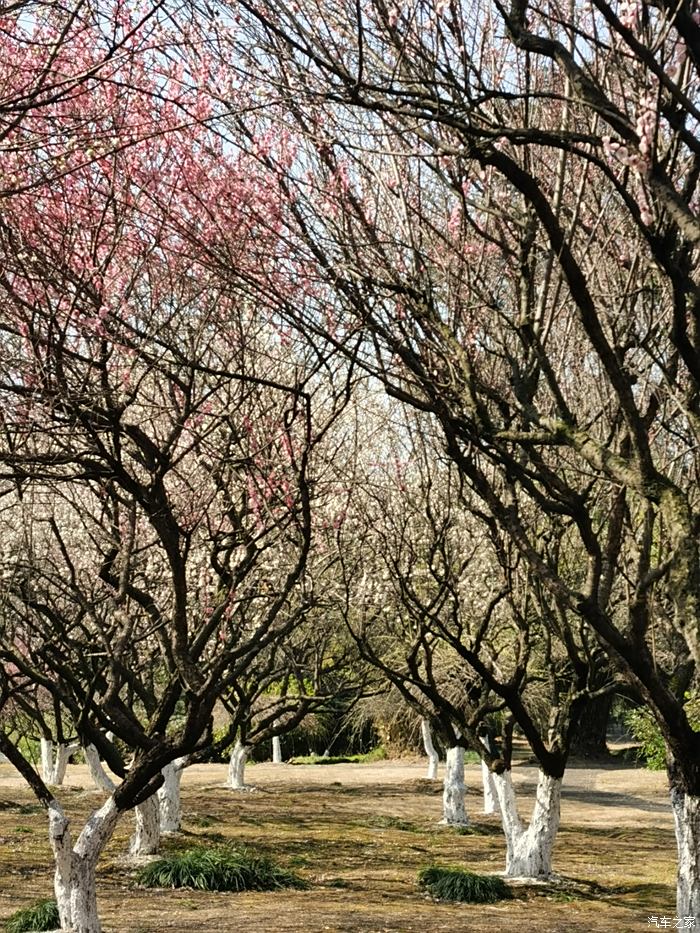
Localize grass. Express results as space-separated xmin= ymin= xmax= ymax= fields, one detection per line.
xmin=5 ymin=899 xmax=60 ymax=933
xmin=368 ymin=815 xmax=419 ymax=832
xmin=418 ymin=865 xmax=513 ymax=903
xmin=187 ymin=813 xmax=221 ymax=828
xmin=0 ymin=759 xmax=676 ymax=930
xmin=136 ymin=844 xmax=308 ymax=893
xmin=448 ymin=822 xmax=503 ymax=836
xmin=289 ymin=747 xmax=387 ymax=765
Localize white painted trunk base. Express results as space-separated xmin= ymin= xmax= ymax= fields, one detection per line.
xmin=41 ymin=739 xmax=78 ymax=786
xmin=49 ymin=800 xmax=73 ymax=931
xmin=481 ymin=760 xmax=500 ymax=815
xmin=421 ymin=720 xmax=439 ymax=781
xmin=49 ymin=796 xmax=120 ymax=933
xmin=129 ymin=793 xmax=161 ymax=856
xmin=272 ymin=735 xmax=283 ymax=764
xmin=440 ymin=746 xmax=468 ymax=825
xmin=158 ymin=758 xmax=187 ymax=833
xmin=494 ymin=770 xmax=561 ymax=879
xmin=83 ymin=745 xmax=116 ymax=793
xmin=228 ymin=741 xmax=251 ymax=790
xmin=671 ymin=788 xmax=700 ymax=924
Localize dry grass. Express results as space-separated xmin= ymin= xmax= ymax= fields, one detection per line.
xmin=0 ymin=757 xmax=676 ymax=932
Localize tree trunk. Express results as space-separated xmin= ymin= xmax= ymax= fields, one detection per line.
xmin=272 ymin=735 xmax=283 ymax=764
xmin=158 ymin=758 xmax=187 ymax=833
xmin=49 ymin=800 xmax=73 ymax=930
xmin=41 ymin=738 xmax=54 ymax=784
xmin=479 ymin=733 xmax=499 ymax=815
xmin=421 ymin=719 xmax=439 ymax=780
xmin=129 ymin=793 xmax=160 ymax=856
xmin=481 ymin=760 xmax=500 ymax=815
xmin=48 ymin=796 xmax=120 ymax=933
xmin=494 ymin=770 xmax=561 ymax=879
xmin=41 ymin=739 xmax=78 ymax=786
xmin=440 ymin=745 xmax=468 ymax=825
xmin=570 ymin=693 xmax=612 ymax=757
xmin=83 ymin=745 xmax=116 ymax=793
xmin=228 ymin=740 xmax=251 ymax=790
xmin=671 ymin=786 xmax=700 ymax=924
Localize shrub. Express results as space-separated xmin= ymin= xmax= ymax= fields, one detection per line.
xmin=5 ymin=899 xmax=60 ymax=933
xmin=626 ymin=695 xmax=700 ymax=771
xmin=290 ymin=747 xmax=387 ymax=765
xmin=625 ymin=707 xmax=666 ymax=770
xmin=136 ymin=845 xmax=308 ymax=892
xmin=418 ymin=866 xmax=512 ymax=903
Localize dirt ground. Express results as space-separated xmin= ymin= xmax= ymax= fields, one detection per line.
xmin=0 ymin=754 xmax=676 ymax=932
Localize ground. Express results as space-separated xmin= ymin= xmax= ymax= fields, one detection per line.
xmin=0 ymin=754 xmax=676 ymax=932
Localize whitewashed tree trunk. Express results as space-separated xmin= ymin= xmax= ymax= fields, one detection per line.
xmin=41 ymin=739 xmax=78 ymax=786
xmin=481 ymin=760 xmax=500 ymax=815
xmin=272 ymin=734 xmax=283 ymax=764
xmin=41 ymin=738 xmax=54 ymax=784
xmin=48 ymin=795 xmax=120 ymax=933
xmin=49 ymin=800 xmax=73 ymax=930
xmin=129 ymin=793 xmax=160 ymax=856
xmin=421 ymin=720 xmax=439 ymax=780
xmin=479 ymin=733 xmax=499 ymax=815
xmin=440 ymin=745 xmax=468 ymax=825
xmin=670 ymin=786 xmax=700 ymax=924
xmin=494 ymin=769 xmax=561 ymax=879
xmin=71 ymin=797 xmax=120 ymax=932
xmin=158 ymin=758 xmax=187 ymax=833
xmin=83 ymin=745 xmax=116 ymax=793
xmin=228 ymin=740 xmax=251 ymax=790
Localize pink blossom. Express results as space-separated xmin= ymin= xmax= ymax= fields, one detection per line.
xmin=618 ymin=0 xmax=641 ymax=30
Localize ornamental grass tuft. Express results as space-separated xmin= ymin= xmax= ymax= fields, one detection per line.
xmin=5 ymin=899 xmax=60 ymax=933
xmin=418 ymin=865 xmax=512 ymax=903
xmin=136 ymin=844 xmax=308 ymax=893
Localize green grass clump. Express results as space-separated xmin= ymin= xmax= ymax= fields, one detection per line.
xmin=136 ymin=845 xmax=308 ymax=893
xmin=5 ymin=899 xmax=60 ymax=933
xmin=418 ymin=866 xmax=512 ymax=903
xmin=290 ymin=746 xmax=387 ymax=765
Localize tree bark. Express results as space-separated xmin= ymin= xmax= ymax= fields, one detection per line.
xmin=421 ymin=719 xmax=439 ymax=780
xmin=129 ymin=793 xmax=160 ymax=856
xmin=671 ymin=786 xmax=700 ymax=924
xmin=41 ymin=739 xmax=78 ymax=786
xmin=83 ymin=745 xmax=116 ymax=793
xmin=494 ymin=770 xmax=561 ymax=879
xmin=481 ymin=760 xmax=500 ymax=815
xmin=158 ymin=758 xmax=187 ymax=833
xmin=479 ymin=733 xmax=499 ymax=815
xmin=49 ymin=800 xmax=73 ymax=930
xmin=48 ymin=796 xmax=120 ymax=933
xmin=570 ymin=694 xmax=612 ymax=758
xmin=228 ymin=740 xmax=251 ymax=790
xmin=440 ymin=745 xmax=468 ymax=825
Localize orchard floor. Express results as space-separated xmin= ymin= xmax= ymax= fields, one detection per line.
xmin=0 ymin=755 xmax=676 ymax=932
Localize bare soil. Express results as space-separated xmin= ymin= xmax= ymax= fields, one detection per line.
xmin=0 ymin=755 xmax=676 ymax=932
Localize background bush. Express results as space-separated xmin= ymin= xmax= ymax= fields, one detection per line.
xmin=626 ymin=694 xmax=700 ymax=771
